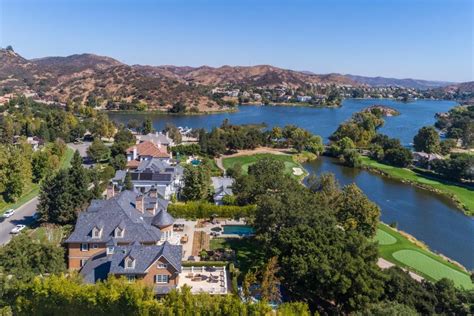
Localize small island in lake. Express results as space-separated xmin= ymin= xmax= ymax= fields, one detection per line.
xmin=363 ymin=105 xmax=401 ymax=117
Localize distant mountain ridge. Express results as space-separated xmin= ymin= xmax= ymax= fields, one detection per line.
xmin=344 ymin=74 xmax=454 ymax=90
xmin=0 ymin=49 xmax=470 ymax=111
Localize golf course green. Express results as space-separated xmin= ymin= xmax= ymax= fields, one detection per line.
xmin=222 ymin=153 xmax=306 ymax=180
xmin=376 ymin=224 xmax=473 ymax=289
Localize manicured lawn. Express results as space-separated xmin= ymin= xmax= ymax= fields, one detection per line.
xmin=222 ymin=153 xmax=306 ymax=180
xmin=375 ymin=228 xmax=397 ymax=245
xmin=60 ymin=147 xmax=75 ymax=169
xmin=360 ymin=156 xmax=474 ymax=215
xmin=376 ymin=223 xmax=473 ymax=289
xmin=210 ymin=237 xmax=265 ymax=274
xmin=29 ymin=225 xmax=72 ymax=245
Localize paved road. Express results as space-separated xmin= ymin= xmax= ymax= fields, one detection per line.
xmin=0 ymin=197 xmax=38 ymax=245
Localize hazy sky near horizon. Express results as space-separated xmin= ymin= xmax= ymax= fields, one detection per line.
xmin=0 ymin=0 xmax=472 ymax=82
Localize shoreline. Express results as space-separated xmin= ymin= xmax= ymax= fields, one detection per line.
xmin=102 ymin=97 xmax=456 ymax=116
xmin=103 ymin=107 xmax=239 ymax=116
xmin=359 ymin=157 xmax=473 ymax=216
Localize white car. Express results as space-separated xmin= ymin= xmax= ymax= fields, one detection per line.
xmin=10 ymin=224 xmax=26 ymax=234
xmin=2 ymin=209 xmax=15 ymax=218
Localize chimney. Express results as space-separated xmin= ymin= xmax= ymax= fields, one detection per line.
xmin=106 ymin=185 xmax=115 ymax=199
xmin=150 ymin=188 xmax=157 ymax=198
xmin=132 ymin=146 xmax=138 ymax=160
xmin=135 ymin=195 xmax=144 ymax=213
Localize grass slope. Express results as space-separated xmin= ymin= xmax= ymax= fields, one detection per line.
xmin=222 ymin=153 xmax=306 ymax=180
xmin=360 ymin=156 xmax=474 ymax=215
xmin=376 ymin=224 xmax=473 ymax=289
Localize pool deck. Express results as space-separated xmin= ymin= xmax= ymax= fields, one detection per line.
xmin=174 ymin=218 xmax=249 ymax=260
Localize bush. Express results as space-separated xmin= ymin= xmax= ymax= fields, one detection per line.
xmin=168 ymin=201 xmax=256 ymax=219
xmin=170 ymin=144 xmax=201 ymax=156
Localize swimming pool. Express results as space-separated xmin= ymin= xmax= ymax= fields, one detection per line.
xmin=222 ymin=225 xmax=254 ymax=236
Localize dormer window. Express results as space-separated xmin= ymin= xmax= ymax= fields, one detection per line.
xmin=125 ymin=256 xmax=135 ymax=269
xmin=92 ymin=226 xmax=102 ymax=239
xmin=115 ymin=227 xmax=124 ymax=238
xmin=106 ymin=246 xmax=114 ymax=255
xmin=157 ymin=263 xmax=167 ymax=269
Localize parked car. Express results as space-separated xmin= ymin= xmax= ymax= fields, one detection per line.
xmin=10 ymin=224 xmax=26 ymax=234
xmin=2 ymin=209 xmax=15 ymax=218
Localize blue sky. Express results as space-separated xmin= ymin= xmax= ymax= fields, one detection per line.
xmin=0 ymin=0 xmax=472 ymax=82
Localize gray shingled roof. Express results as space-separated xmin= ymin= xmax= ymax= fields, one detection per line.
xmin=137 ymin=159 xmax=170 ymax=172
xmin=65 ymin=191 xmax=162 ymax=244
xmin=151 ymin=210 xmax=175 ymax=228
xmin=112 ymin=170 xmax=127 ymax=182
xmin=108 ymin=242 xmax=182 ymax=274
xmin=80 ymin=242 xmax=182 ymax=283
xmin=211 ymin=177 xmax=234 ymax=198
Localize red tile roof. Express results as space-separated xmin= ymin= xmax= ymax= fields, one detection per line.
xmin=127 ymin=141 xmax=170 ymax=159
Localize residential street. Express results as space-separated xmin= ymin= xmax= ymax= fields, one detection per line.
xmin=0 ymin=197 xmax=38 ymax=245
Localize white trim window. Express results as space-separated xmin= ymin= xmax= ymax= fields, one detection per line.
xmin=115 ymin=227 xmax=124 ymax=238
xmin=92 ymin=227 xmax=102 ymax=239
xmin=80 ymin=259 xmax=87 ymax=267
xmin=157 ymin=263 xmax=167 ymax=269
xmin=106 ymin=246 xmax=114 ymax=255
xmin=127 ymin=275 xmax=136 ymax=283
xmin=81 ymin=243 xmax=89 ymax=251
xmin=92 ymin=244 xmax=98 ymax=249
xmin=155 ymin=275 xmax=169 ymax=283
xmin=125 ymin=257 xmax=135 ymax=269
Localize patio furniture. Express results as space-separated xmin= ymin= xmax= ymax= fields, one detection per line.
xmin=186 ymin=272 xmax=194 ymax=278
xmin=192 ymin=275 xmax=203 ymax=282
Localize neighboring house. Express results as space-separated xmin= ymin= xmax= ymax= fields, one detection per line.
xmin=112 ymin=159 xmax=183 ymax=200
xmin=13 ymin=136 xmax=43 ymax=151
xmin=211 ymin=177 xmax=234 ymax=205
xmin=137 ymin=132 xmax=174 ymax=147
xmin=80 ymin=241 xmax=182 ymax=295
xmin=64 ymin=190 xmax=178 ymax=272
xmin=413 ymin=152 xmax=445 ymax=168
xmin=297 ymin=95 xmax=312 ymax=102
xmin=126 ymin=141 xmax=171 ymax=168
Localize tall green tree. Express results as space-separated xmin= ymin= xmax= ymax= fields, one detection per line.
xmin=142 ymin=118 xmax=153 ymax=135
xmin=181 ymin=165 xmax=211 ymax=201
xmin=68 ymin=150 xmax=90 ymax=210
xmin=37 ymin=170 xmax=75 ymax=224
xmin=413 ymin=126 xmax=441 ymax=153
xmin=87 ymin=139 xmax=111 ymax=162
xmin=337 ymin=184 xmax=380 ymax=238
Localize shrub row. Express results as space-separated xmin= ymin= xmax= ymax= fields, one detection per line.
xmin=168 ymin=201 xmax=256 ymax=219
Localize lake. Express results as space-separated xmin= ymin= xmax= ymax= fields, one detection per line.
xmin=109 ymin=99 xmax=474 ymax=269
xmin=109 ymin=98 xmax=457 ymax=145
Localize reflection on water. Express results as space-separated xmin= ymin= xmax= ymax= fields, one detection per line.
xmin=303 ymin=157 xmax=474 ymax=269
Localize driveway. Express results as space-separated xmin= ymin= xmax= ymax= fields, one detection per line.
xmin=68 ymin=141 xmax=93 ymax=166
xmin=0 ymin=197 xmax=38 ymax=245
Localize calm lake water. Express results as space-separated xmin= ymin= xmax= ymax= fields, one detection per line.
xmin=109 ymin=99 xmax=474 ymax=268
